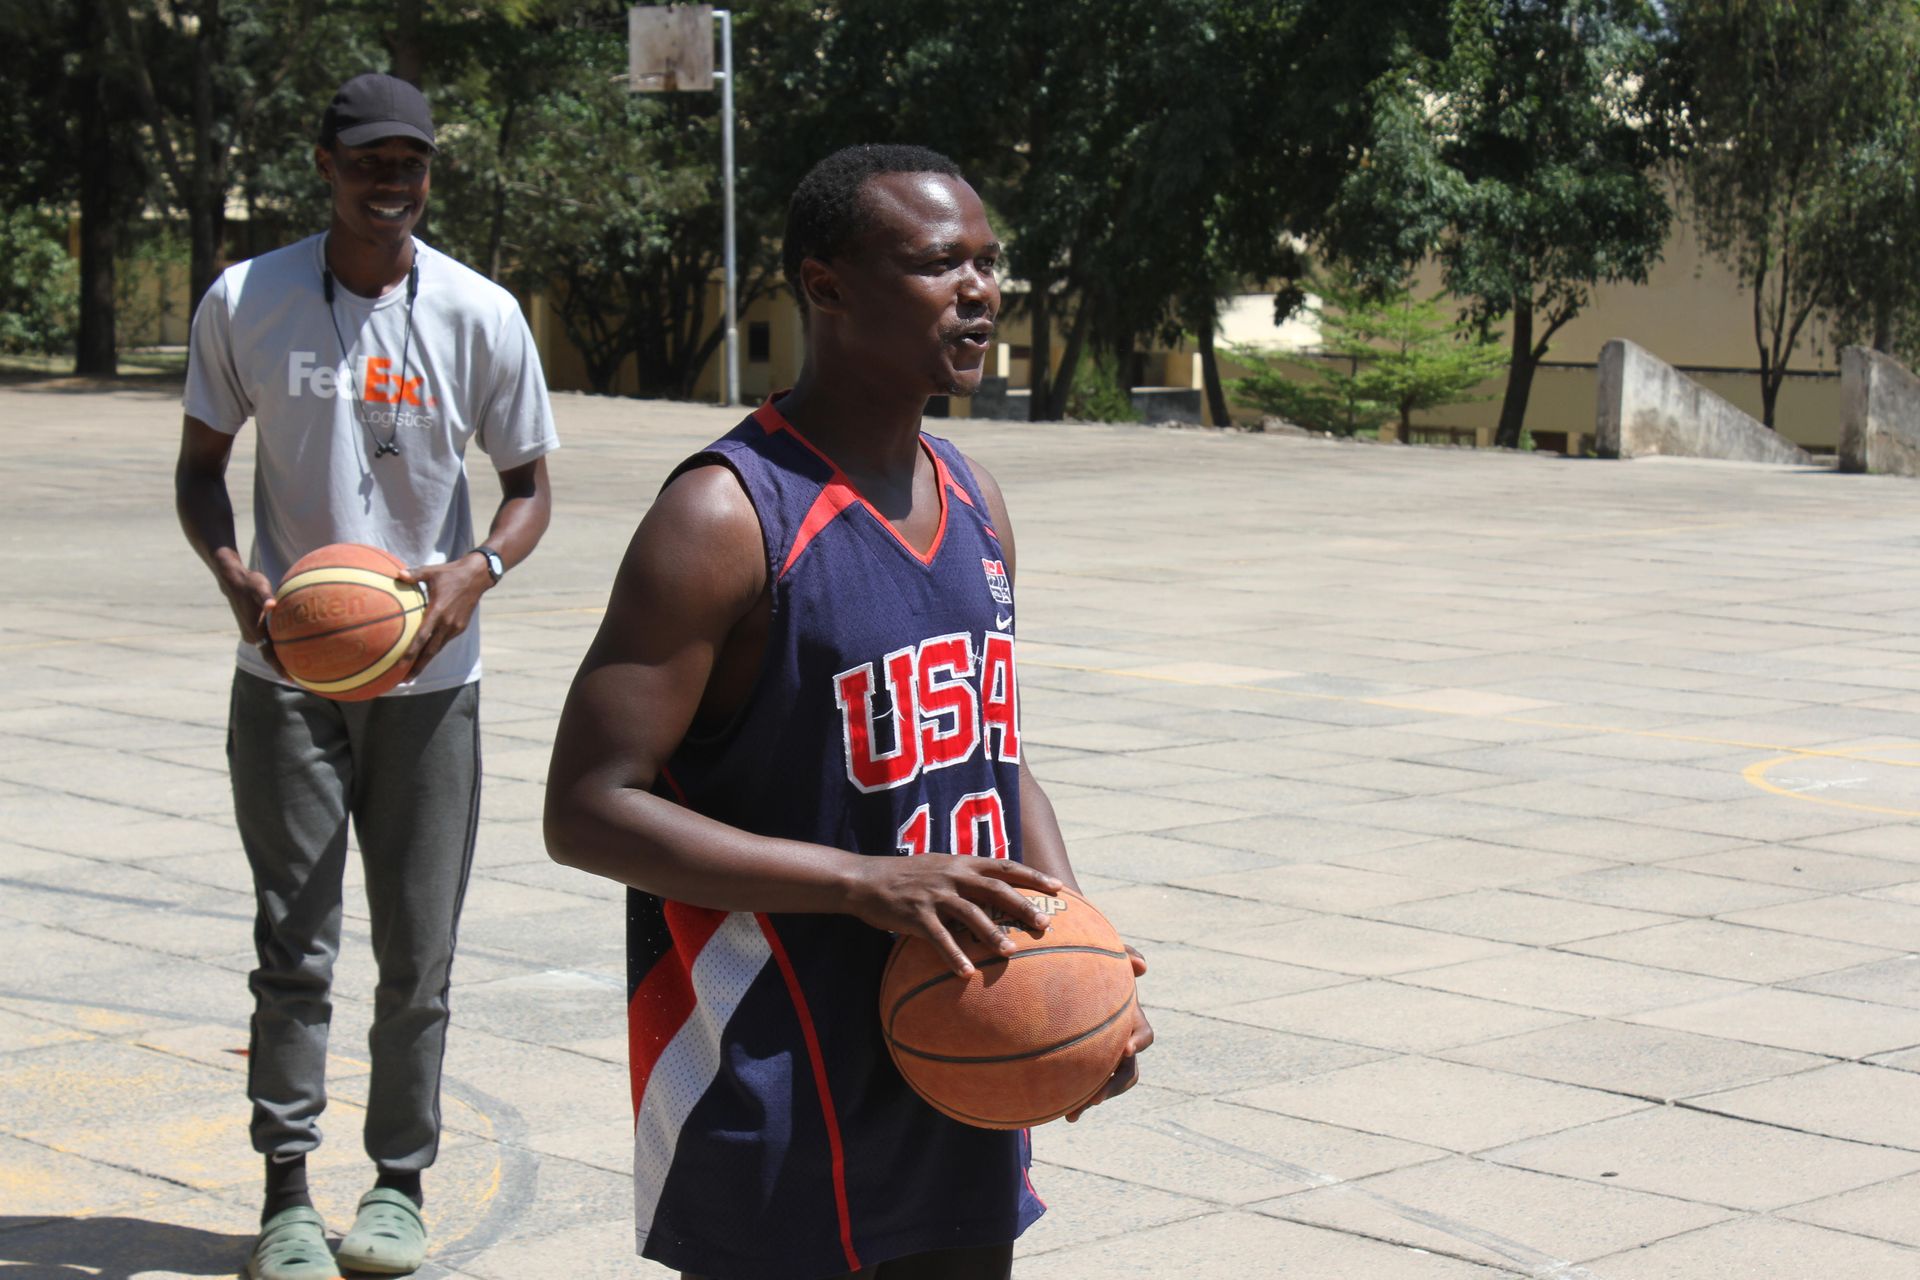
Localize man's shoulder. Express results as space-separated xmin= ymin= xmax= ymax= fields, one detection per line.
xmin=192 ymin=236 xmax=322 ymax=346
xmin=221 ymin=235 xmax=323 ymax=295
xmin=416 ymin=241 xmax=521 ymax=322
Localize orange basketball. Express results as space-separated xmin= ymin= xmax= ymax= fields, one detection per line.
xmin=267 ymin=543 xmax=426 ymax=701
xmin=879 ymin=885 xmax=1137 ymax=1129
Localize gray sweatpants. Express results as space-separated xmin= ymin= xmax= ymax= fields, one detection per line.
xmin=228 ymin=669 xmax=481 ymax=1173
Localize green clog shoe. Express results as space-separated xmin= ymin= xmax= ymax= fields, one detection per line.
xmin=335 ymin=1187 xmax=428 ymax=1275
xmin=248 ymin=1206 xmax=338 ymax=1280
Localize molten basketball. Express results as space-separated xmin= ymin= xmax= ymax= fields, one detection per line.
xmin=879 ymin=885 xmax=1137 ymax=1130
xmin=268 ymin=543 xmax=426 ymax=701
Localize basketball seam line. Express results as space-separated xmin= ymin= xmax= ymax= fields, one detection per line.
xmin=882 ymin=944 xmax=1131 ymax=1024
xmin=925 ymin=1067 xmax=1114 ymax=1129
xmin=887 ymin=991 xmax=1137 ymax=1065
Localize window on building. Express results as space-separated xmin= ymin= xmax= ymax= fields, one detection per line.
xmin=748 ymin=321 xmax=771 ymax=363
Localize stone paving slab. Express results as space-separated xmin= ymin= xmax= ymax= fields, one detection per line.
xmin=1587 ymin=1215 xmax=1920 ymax=1279
xmin=1779 ymin=1169 xmax=1920 ymax=1249
xmin=1262 ymin=1155 xmax=1733 ymax=1271
xmin=8 ymin=384 xmax=1920 ymax=1275
xmin=1436 ymin=1019 xmax=1826 ymax=1103
xmin=1486 ymin=1106 xmax=1920 ymax=1211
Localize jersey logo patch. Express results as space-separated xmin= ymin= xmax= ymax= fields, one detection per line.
xmin=982 ymin=558 xmax=1013 ymax=605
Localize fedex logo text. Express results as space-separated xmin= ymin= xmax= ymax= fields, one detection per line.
xmin=831 ymin=631 xmax=1019 ymax=794
xmin=288 ymin=351 xmax=424 ymax=405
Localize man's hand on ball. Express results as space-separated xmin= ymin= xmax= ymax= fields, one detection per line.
xmin=846 ymin=854 xmax=1064 ymax=978
xmin=215 ymin=553 xmax=286 ymax=677
xmin=399 ymin=555 xmax=493 ymax=670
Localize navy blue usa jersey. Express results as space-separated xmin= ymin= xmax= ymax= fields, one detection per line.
xmin=625 ymin=398 xmax=1044 ymax=1280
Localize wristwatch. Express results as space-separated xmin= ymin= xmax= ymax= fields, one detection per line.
xmin=474 ymin=545 xmax=505 ymax=584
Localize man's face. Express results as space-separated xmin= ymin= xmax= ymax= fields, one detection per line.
xmin=828 ymin=172 xmax=1001 ymax=397
xmin=316 ymin=137 xmax=433 ymax=248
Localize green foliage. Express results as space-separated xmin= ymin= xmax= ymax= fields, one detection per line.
xmin=1229 ymin=348 xmax=1379 ymax=436
xmin=0 ymin=208 xmax=78 ymax=356
xmin=1231 ymin=273 xmax=1506 ymax=436
xmin=427 ymin=9 xmax=773 ymax=397
xmin=740 ymin=0 xmax=1443 ymax=417
xmin=114 ymin=224 xmax=190 ymax=346
xmin=1655 ymin=0 xmax=1920 ymax=420
xmin=1326 ymin=0 xmax=1670 ymax=446
xmin=1062 ymin=352 xmax=1139 ymax=423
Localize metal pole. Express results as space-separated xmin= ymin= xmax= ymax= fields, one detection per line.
xmin=716 ymin=9 xmax=740 ymax=407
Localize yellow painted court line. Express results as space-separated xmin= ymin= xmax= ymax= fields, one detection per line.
xmin=1742 ymin=753 xmax=1920 ymax=819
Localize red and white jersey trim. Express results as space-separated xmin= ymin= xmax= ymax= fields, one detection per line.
xmin=631 ymin=910 xmax=773 ymax=1251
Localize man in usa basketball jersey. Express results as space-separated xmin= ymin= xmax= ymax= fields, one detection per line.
xmin=545 ymin=144 xmax=1152 ymax=1280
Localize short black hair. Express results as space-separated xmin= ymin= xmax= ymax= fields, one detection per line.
xmin=783 ymin=144 xmax=964 ymax=309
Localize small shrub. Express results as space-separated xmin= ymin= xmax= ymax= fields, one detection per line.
xmin=0 ymin=208 xmax=78 ymax=356
xmin=1064 ymin=351 xmax=1139 ymax=423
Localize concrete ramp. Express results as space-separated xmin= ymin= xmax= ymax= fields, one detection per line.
xmin=1841 ymin=346 xmax=1920 ymax=476
xmin=1596 ymin=338 xmax=1812 ymax=464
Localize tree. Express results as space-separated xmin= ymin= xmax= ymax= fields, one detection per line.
xmin=0 ymin=209 xmax=79 ymax=357
xmin=1763 ymin=8 xmax=1920 ymax=363
xmin=430 ymin=10 xmax=782 ymax=397
xmin=1121 ymin=0 xmax=1441 ymax=427
xmin=105 ymin=0 xmax=448 ymax=307
xmin=107 ymin=0 xmax=263 ymax=307
xmin=739 ymin=0 xmax=1449 ymax=421
xmin=735 ymin=0 xmax=1156 ymax=418
xmin=1 ymin=0 xmax=154 ymax=374
xmin=1231 ymin=271 xmax=1507 ymax=437
xmin=1326 ymin=0 xmax=1670 ymax=448
xmin=1656 ymin=0 xmax=1920 ymax=426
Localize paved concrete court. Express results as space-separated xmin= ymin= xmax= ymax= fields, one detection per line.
xmin=4 ymin=379 xmax=1920 ymax=1279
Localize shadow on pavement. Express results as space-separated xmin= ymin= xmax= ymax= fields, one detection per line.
xmin=0 ymin=1215 xmax=249 ymax=1278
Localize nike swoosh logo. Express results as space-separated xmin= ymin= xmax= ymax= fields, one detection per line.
xmin=995 ymin=613 xmax=1013 ymax=630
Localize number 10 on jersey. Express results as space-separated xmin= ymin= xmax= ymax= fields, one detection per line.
xmin=896 ymin=790 xmax=1009 ymax=859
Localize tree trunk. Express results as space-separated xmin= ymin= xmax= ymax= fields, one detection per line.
xmin=188 ymin=198 xmax=221 ymax=310
xmin=486 ymin=100 xmax=517 ymax=281
xmin=1027 ymin=283 xmax=1052 ymax=422
xmin=185 ymin=0 xmax=225 ymax=306
xmin=390 ymin=0 xmax=424 ymax=85
xmin=1493 ymin=297 xmax=1534 ymax=449
xmin=1048 ymin=301 xmax=1091 ymax=419
xmin=1761 ymin=368 xmax=1782 ymax=430
xmin=1198 ymin=314 xmax=1230 ymax=427
xmin=74 ymin=8 xmax=117 ymax=376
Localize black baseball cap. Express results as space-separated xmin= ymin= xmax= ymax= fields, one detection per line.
xmin=320 ymin=73 xmax=436 ymax=150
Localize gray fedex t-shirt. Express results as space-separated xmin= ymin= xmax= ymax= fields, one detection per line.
xmin=185 ymin=233 xmax=558 ymax=695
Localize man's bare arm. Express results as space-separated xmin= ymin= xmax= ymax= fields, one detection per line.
xmin=401 ymin=456 xmax=553 ymax=669
xmin=175 ymin=416 xmax=283 ymax=672
xmin=544 ymin=465 xmax=1063 ymax=976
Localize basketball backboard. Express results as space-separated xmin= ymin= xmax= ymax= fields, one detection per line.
xmin=629 ymin=5 xmax=714 ymax=92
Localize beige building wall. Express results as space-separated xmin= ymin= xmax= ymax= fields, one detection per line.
xmin=1216 ymin=215 xmax=1844 ymax=451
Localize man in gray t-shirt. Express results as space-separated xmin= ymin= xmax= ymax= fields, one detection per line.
xmin=174 ymin=73 xmax=557 ymax=1280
